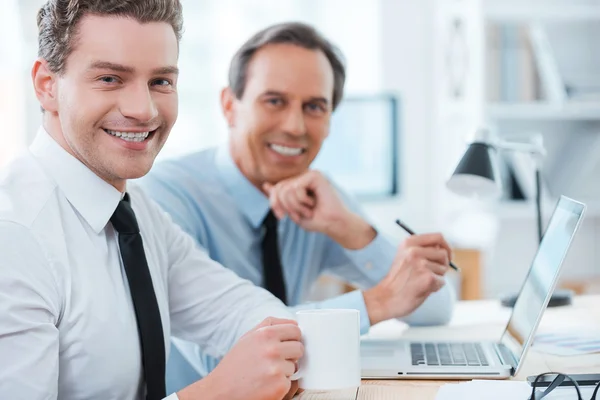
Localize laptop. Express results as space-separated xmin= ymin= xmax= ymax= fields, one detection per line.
xmin=361 ymin=195 xmax=586 ymax=380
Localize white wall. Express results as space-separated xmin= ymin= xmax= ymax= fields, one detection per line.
xmin=361 ymin=0 xmax=437 ymax=245
xmin=1 ymin=0 xmax=27 ymax=168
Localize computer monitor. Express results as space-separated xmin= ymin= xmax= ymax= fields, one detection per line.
xmin=312 ymin=95 xmax=400 ymax=198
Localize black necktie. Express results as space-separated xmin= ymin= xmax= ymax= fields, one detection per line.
xmin=261 ymin=210 xmax=287 ymax=304
xmin=111 ymin=194 xmax=166 ymax=400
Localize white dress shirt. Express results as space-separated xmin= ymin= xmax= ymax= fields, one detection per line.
xmin=0 ymin=127 xmax=292 ymax=400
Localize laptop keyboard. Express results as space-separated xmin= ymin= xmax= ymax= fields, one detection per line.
xmin=410 ymin=342 xmax=489 ymax=366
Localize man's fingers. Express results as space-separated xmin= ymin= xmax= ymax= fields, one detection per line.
xmin=404 ymin=233 xmax=452 ymax=257
xmin=268 ymin=189 xmax=287 ymax=220
xmin=405 ymin=246 xmax=449 ymax=267
xmin=290 ymin=187 xmax=315 ymax=218
xmin=281 ymin=359 xmax=297 ymax=378
xmin=259 ymin=323 xmax=302 ymax=342
xmin=283 ymin=380 xmax=300 ymax=400
xmin=294 ymin=183 xmax=316 ymax=208
xmin=280 ymin=341 xmax=304 ymax=361
xmin=279 ymin=185 xmax=313 ymax=220
xmin=415 ymin=272 xmax=446 ymax=297
xmin=263 ymin=182 xmax=274 ymax=195
xmin=256 ymin=317 xmax=298 ymax=330
xmin=432 ymin=274 xmax=446 ymax=292
xmin=422 ymin=261 xmax=449 ymax=276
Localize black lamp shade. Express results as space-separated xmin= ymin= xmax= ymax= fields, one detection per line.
xmin=446 ymin=142 xmax=502 ymax=198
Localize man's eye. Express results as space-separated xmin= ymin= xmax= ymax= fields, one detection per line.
xmin=99 ymin=76 xmax=119 ymax=84
xmin=305 ymin=103 xmax=325 ymax=113
xmin=267 ymin=98 xmax=283 ymax=106
xmin=152 ymin=79 xmax=172 ymax=87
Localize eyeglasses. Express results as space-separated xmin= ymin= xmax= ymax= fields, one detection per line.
xmin=529 ymin=372 xmax=600 ymax=400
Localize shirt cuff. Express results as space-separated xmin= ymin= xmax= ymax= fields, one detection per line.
xmin=165 ymin=394 xmax=179 ymax=400
xmin=311 ymin=290 xmax=371 ymax=334
xmin=343 ymin=233 xmax=396 ymax=279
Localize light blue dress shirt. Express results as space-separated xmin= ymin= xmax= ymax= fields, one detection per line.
xmin=139 ymin=145 xmax=455 ymax=392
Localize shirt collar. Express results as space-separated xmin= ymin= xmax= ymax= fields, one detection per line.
xmin=29 ymin=126 xmax=123 ymax=234
xmin=215 ymin=144 xmax=270 ymax=229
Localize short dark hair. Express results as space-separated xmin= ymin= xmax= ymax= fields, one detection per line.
xmin=228 ymin=22 xmax=346 ymax=110
xmin=37 ymin=0 xmax=184 ymax=75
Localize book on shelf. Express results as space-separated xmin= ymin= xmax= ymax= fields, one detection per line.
xmin=486 ymin=23 xmax=539 ymax=103
xmin=486 ymin=22 xmax=571 ymax=105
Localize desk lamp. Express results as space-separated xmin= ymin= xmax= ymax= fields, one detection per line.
xmin=446 ymin=128 xmax=573 ymax=307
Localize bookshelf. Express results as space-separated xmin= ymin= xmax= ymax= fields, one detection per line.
xmin=485 ymin=1 xmax=600 ymax=210
xmin=432 ymin=0 xmax=600 ymax=225
xmin=431 ymin=0 xmax=600 ymax=298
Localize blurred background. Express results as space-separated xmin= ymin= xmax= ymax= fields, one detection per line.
xmin=3 ymin=0 xmax=600 ymax=301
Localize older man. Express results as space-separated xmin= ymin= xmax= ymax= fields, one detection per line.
xmin=140 ymin=21 xmax=456 ymax=392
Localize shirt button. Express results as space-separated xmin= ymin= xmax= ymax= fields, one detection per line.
xmin=365 ymin=262 xmax=373 ymax=270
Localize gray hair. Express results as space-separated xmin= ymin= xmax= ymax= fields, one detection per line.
xmin=228 ymin=21 xmax=346 ymax=110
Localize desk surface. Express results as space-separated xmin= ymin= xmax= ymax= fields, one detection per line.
xmin=297 ymin=295 xmax=600 ymax=400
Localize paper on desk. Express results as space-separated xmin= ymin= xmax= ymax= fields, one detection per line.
xmin=361 ymin=318 xmax=408 ymax=340
xmin=543 ymin=386 xmax=596 ymax=399
xmin=434 ymin=380 xmax=596 ymax=399
xmin=534 ymin=331 xmax=600 ymax=356
xmin=434 ymin=380 xmax=530 ymax=399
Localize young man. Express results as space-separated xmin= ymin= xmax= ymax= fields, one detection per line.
xmin=139 ymin=22 xmax=456 ymax=390
xmin=0 ymin=2 xmax=303 ymax=400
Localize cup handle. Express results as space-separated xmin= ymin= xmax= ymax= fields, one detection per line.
xmin=290 ymin=361 xmax=303 ymax=381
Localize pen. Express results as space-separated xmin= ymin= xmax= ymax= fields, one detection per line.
xmin=395 ymin=219 xmax=460 ymax=272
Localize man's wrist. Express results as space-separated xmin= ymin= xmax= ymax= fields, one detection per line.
xmin=362 ymin=286 xmax=389 ymax=326
xmin=177 ymin=373 xmax=225 ymax=400
xmin=328 ymin=213 xmax=377 ymax=250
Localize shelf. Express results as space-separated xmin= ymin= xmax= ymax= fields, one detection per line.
xmin=486 ymin=102 xmax=600 ymax=121
xmin=484 ymin=2 xmax=600 ymax=22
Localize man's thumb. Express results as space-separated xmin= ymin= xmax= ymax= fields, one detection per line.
xmin=262 ymin=182 xmax=273 ymax=195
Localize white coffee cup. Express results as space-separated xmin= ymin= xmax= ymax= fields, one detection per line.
xmin=291 ymin=309 xmax=361 ymax=391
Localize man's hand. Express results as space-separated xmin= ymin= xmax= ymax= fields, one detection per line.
xmin=177 ymin=317 xmax=303 ymax=400
xmin=363 ymin=233 xmax=452 ymax=325
xmin=263 ymin=170 xmax=376 ymax=250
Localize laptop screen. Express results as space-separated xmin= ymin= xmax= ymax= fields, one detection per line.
xmin=499 ymin=196 xmax=585 ymax=369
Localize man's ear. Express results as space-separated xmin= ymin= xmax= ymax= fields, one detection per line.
xmin=220 ymin=87 xmax=237 ymax=128
xmin=32 ymin=58 xmax=59 ymax=113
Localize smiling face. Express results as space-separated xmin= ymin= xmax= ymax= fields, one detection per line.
xmin=223 ymin=43 xmax=334 ymax=188
xmin=32 ymin=14 xmax=179 ymax=191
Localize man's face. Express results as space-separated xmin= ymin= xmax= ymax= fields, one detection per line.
xmin=226 ymin=43 xmax=334 ymax=187
xmin=40 ymin=15 xmax=179 ymax=189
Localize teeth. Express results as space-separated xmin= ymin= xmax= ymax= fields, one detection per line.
xmin=269 ymin=144 xmax=304 ymax=156
xmin=105 ymin=129 xmax=150 ymax=142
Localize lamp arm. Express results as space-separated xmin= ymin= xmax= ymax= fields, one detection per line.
xmin=493 ymin=141 xmax=546 ymax=157
xmin=535 ymin=166 xmax=543 ymax=243
xmin=493 ymin=140 xmax=545 ymax=244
